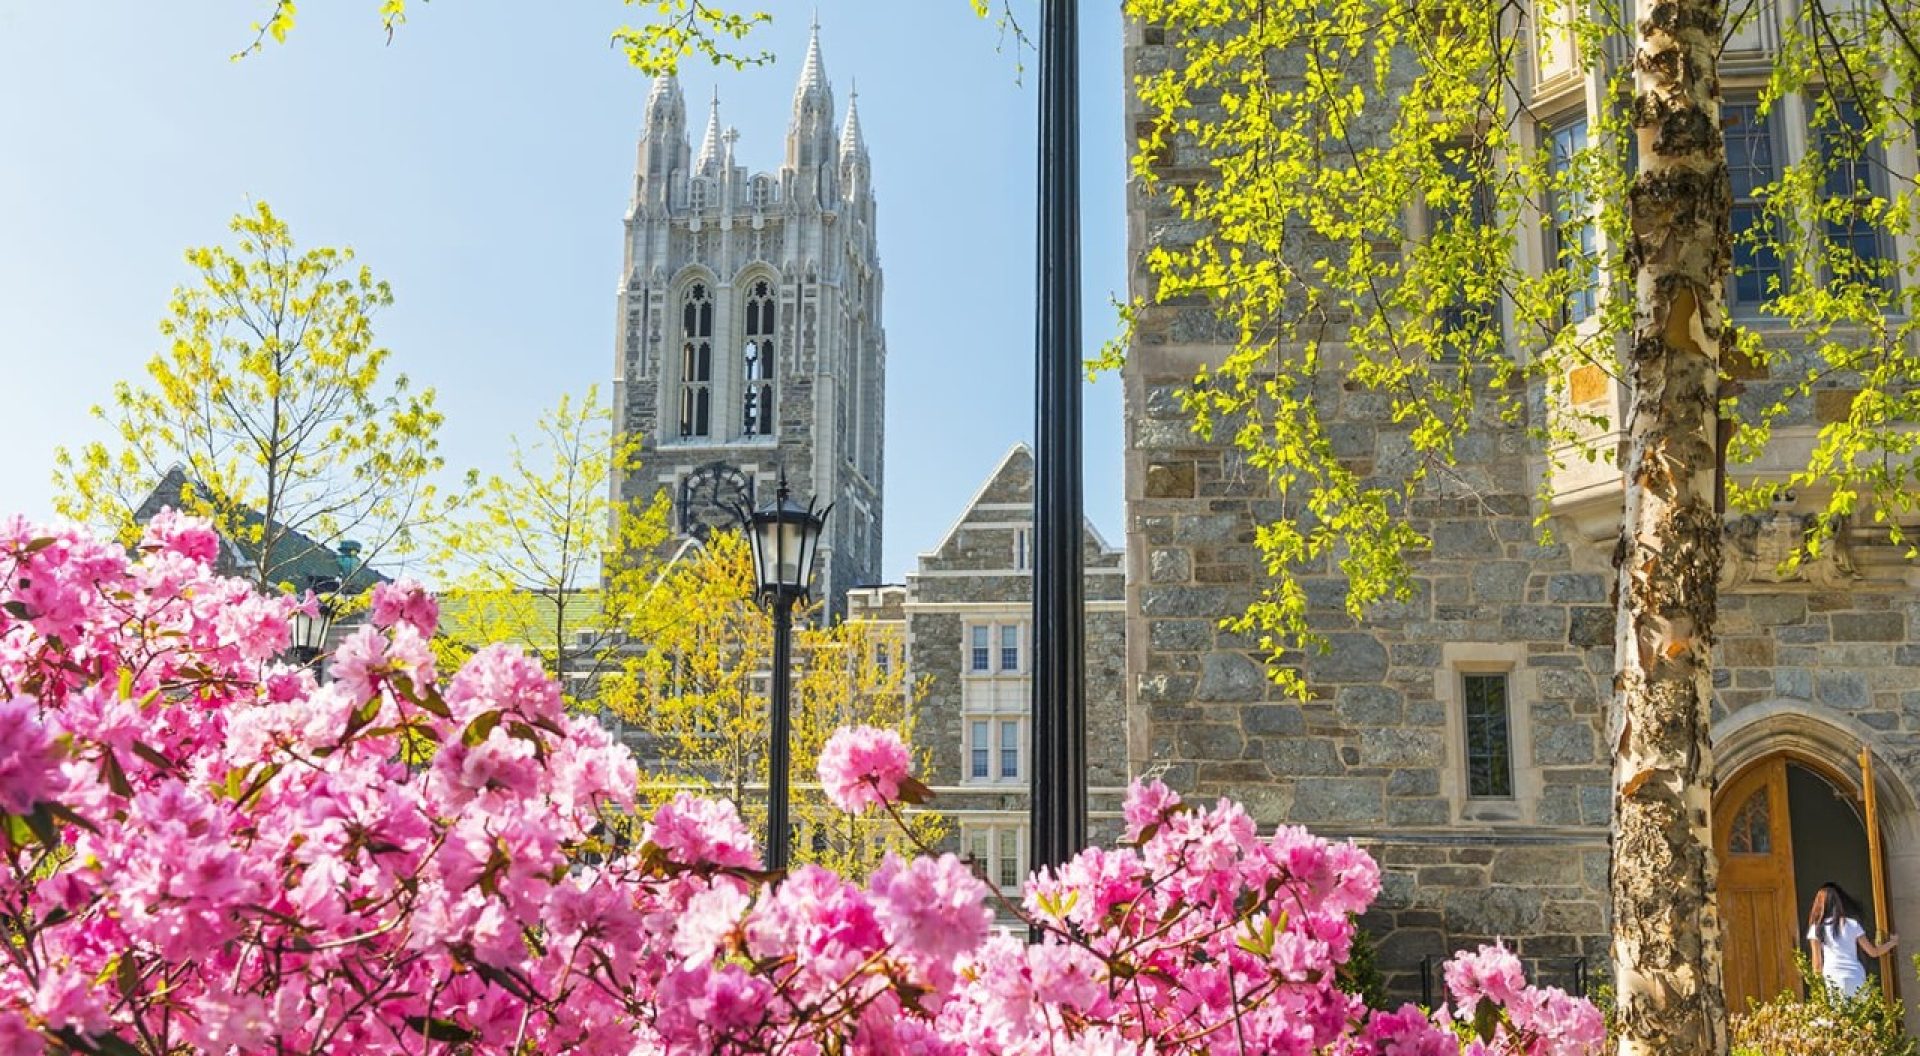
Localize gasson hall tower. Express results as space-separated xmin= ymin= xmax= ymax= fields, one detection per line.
xmin=611 ymin=25 xmax=885 ymax=611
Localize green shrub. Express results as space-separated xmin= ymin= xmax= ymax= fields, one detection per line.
xmin=1338 ymin=922 xmax=1390 ymax=1011
xmin=1730 ymin=956 xmax=1915 ymax=1056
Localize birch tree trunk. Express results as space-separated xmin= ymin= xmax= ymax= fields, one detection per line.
xmin=1612 ymin=0 xmax=1732 ymax=1051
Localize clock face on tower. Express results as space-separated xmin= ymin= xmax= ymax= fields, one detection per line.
xmin=680 ymin=463 xmax=754 ymax=540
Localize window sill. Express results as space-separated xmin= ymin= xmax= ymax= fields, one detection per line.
xmin=1459 ymin=800 xmax=1525 ymax=824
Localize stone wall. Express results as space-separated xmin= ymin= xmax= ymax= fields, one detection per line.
xmin=903 ymin=445 xmax=1132 ymax=862
xmin=1118 ymin=15 xmax=1920 ymax=1006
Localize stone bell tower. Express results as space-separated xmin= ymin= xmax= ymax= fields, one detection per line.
xmin=610 ymin=23 xmax=886 ymax=612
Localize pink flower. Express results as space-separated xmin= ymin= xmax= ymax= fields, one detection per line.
xmin=868 ymin=853 xmax=991 ymax=972
xmin=369 ymin=578 xmax=439 ymax=635
xmin=1359 ymin=1005 xmax=1458 ymax=1056
xmin=0 ymin=697 xmax=63 ymax=814
xmin=1508 ymin=985 xmax=1608 ymax=1056
xmin=1121 ymin=778 xmax=1182 ymax=841
xmin=673 ymin=883 xmax=750 ymax=963
xmin=1444 ymin=943 xmax=1529 ymax=1010
xmin=139 ymin=508 xmax=220 ymax=565
xmin=818 ymin=725 xmax=914 ymax=814
xmin=642 ymin=792 xmax=760 ymax=869
xmin=0 ymin=1012 xmax=43 ymax=1056
xmin=31 ymin=967 xmax=108 ymax=1035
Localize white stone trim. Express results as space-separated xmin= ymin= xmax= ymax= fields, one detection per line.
xmin=1436 ymin=642 xmax=1543 ymax=826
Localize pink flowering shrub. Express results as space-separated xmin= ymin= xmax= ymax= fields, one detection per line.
xmin=0 ymin=513 xmax=1605 ymax=1055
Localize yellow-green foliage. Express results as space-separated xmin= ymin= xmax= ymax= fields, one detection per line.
xmin=1117 ymin=0 xmax=1920 ymax=695
xmin=431 ymin=385 xmax=671 ymax=708
xmin=604 ymin=534 xmax=940 ymax=880
xmin=53 ymin=202 xmax=448 ymax=590
xmin=237 ymin=1 xmax=774 ymax=74
xmin=1731 ymin=961 xmax=1915 ymax=1056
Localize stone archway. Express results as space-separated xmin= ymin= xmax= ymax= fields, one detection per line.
xmin=1715 ymin=699 xmax=1919 ymax=1029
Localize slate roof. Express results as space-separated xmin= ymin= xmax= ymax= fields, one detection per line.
xmin=134 ymin=467 xmax=390 ymax=593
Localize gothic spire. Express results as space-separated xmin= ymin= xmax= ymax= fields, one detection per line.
xmin=643 ymin=71 xmax=685 ymax=136
xmin=696 ymin=88 xmax=723 ymax=172
xmin=839 ymin=82 xmax=867 ymax=159
xmin=793 ymin=17 xmax=828 ymax=108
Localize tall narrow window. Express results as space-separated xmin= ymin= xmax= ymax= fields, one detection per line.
xmin=999 ymin=624 xmax=1021 ymax=673
xmin=970 ymin=626 xmax=991 ymax=672
xmin=1014 ymin=528 xmax=1031 ymax=570
xmin=679 ymin=283 xmax=713 ymax=438
xmin=970 ymin=720 xmax=989 ymax=779
xmin=1432 ymin=140 xmax=1501 ymax=350
xmin=1544 ymin=117 xmax=1598 ymax=324
xmin=999 ymin=720 xmax=1019 ymax=779
xmin=997 ymin=828 xmax=1021 ymax=888
xmin=742 ymin=280 xmax=777 ymax=436
xmin=1724 ymin=99 xmax=1784 ymax=312
xmin=1816 ymin=99 xmax=1893 ymax=292
xmin=1462 ymin=673 xmax=1514 ymax=798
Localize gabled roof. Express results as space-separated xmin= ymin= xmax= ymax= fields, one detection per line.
xmin=918 ymin=442 xmax=1121 ymax=564
xmin=134 ymin=467 xmax=390 ymax=593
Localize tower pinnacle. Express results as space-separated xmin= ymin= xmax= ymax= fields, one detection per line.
xmin=696 ymin=88 xmax=723 ymax=172
xmin=840 ymin=82 xmax=867 ymax=158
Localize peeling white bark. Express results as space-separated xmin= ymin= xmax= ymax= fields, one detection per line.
xmin=1612 ymin=0 xmax=1733 ymax=1053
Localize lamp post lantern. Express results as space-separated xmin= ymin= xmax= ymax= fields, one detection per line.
xmin=1032 ymin=0 xmax=1087 ymax=873
xmin=739 ymin=475 xmax=829 ymax=871
xmin=288 ymin=576 xmax=341 ymax=667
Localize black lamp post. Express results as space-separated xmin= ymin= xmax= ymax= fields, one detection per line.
xmin=288 ymin=576 xmax=340 ymax=667
xmin=740 ymin=475 xmax=829 ymax=870
xmin=1032 ymin=0 xmax=1087 ymax=873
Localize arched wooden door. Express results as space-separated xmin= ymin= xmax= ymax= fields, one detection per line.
xmin=1716 ymin=757 xmax=1800 ymax=1012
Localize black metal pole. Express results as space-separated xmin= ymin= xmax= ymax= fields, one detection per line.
xmin=767 ymin=593 xmax=795 ymax=870
xmin=1031 ymin=0 xmax=1086 ymax=873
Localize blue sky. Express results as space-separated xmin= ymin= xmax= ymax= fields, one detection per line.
xmin=0 ymin=2 xmax=1127 ymax=581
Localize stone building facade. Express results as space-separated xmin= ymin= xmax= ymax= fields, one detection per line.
xmin=849 ymin=445 xmax=1130 ymax=896
xmin=612 ymin=26 xmax=885 ymax=612
xmin=1121 ymin=14 xmax=1920 ymax=1018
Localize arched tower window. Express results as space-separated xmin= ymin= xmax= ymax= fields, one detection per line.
xmin=679 ymin=283 xmax=713 ymax=438
xmin=742 ymin=279 xmax=777 ymax=437
xmin=750 ymin=176 xmax=774 ymax=210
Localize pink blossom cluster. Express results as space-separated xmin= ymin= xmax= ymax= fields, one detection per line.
xmin=0 ymin=513 xmax=1606 ymax=1055
xmin=818 ymin=724 xmax=915 ymax=813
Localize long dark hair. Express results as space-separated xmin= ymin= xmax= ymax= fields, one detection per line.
xmin=1810 ymin=882 xmax=1864 ymax=944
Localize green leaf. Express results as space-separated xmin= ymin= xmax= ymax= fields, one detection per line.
xmin=130 ymin=742 xmax=173 ymax=772
xmin=100 ymin=751 xmax=134 ymax=798
xmin=1472 ymin=996 xmax=1501 ymax=1042
xmin=461 ymin=709 xmax=503 ymax=748
xmin=401 ymin=1016 xmax=476 ymax=1045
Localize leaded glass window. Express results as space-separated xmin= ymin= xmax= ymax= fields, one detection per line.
xmin=1463 ymin=672 xmax=1514 ymax=799
xmin=1728 ymin=788 xmax=1771 ymax=854
xmin=678 ymin=283 xmax=713 ymax=438
xmin=1544 ymin=117 xmax=1598 ymax=324
xmin=1724 ymin=99 xmax=1784 ymax=311
xmin=1432 ymin=140 xmax=1501 ymax=351
xmin=742 ymin=280 xmax=776 ymax=436
xmin=1815 ymin=99 xmax=1894 ymax=292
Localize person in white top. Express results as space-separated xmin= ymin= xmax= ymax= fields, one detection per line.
xmin=1806 ymin=881 xmax=1899 ymax=998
